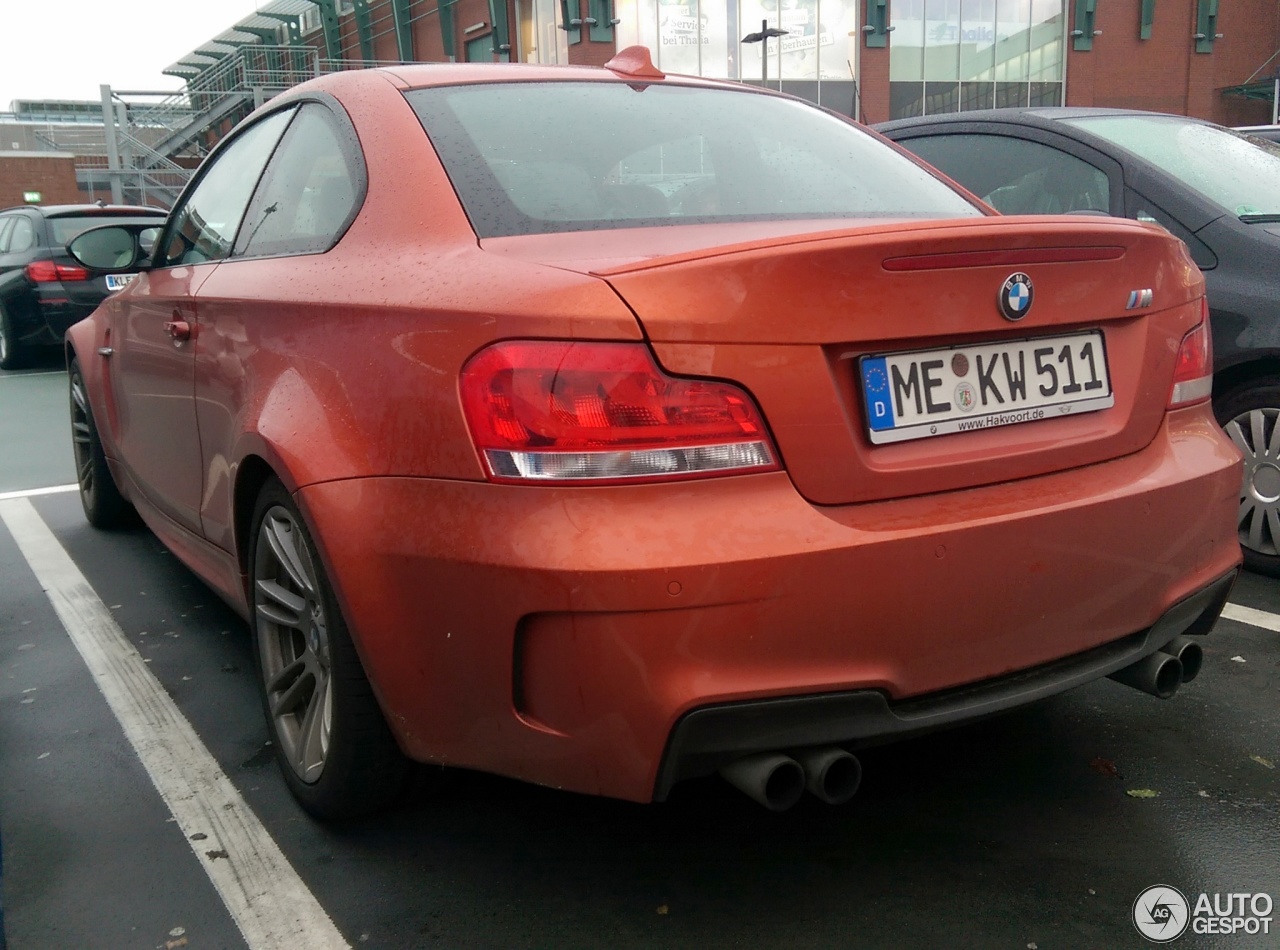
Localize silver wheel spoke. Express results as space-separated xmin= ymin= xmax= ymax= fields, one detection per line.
xmin=296 ymin=673 xmax=331 ymax=779
xmin=271 ymin=668 xmax=313 ymax=720
xmin=263 ymin=515 xmax=315 ymax=598
xmin=1251 ymin=409 xmax=1268 ymax=458
xmin=266 ymin=656 xmax=306 ymax=695
xmin=255 ymin=578 xmax=306 ymax=628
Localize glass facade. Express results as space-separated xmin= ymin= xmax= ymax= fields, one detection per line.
xmin=614 ymin=0 xmax=863 ymax=116
xmin=888 ymin=0 xmax=1064 ymax=118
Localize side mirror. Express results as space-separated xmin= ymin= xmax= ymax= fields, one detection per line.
xmin=66 ymin=223 xmax=163 ymax=272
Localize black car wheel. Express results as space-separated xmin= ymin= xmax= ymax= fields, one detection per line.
xmin=69 ymin=359 xmax=134 ymax=528
xmin=1216 ymin=380 xmax=1280 ymax=577
xmin=0 ymin=304 xmax=24 ymax=371
xmin=249 ymin=479 xmax=410 ymax=820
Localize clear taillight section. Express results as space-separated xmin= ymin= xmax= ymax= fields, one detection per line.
xmin=1168 ymin=299 xmax=1213 ymax=408
xmin=460 ymin=341 xmax=780 ymax=484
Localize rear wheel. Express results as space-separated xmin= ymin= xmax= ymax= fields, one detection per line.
xmin=0 ymin=304 xmax=25 ymax=371
xmin=1216 ymin=379 xmax=1280 ymax=577
xmin=249 ymin=479 xmax=410 ymax=819
xmin=69 ymin=359 xmax=133 ymax=528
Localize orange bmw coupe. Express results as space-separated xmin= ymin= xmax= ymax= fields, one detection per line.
xmin=65 ymin=48 xmax=1242 ymax=818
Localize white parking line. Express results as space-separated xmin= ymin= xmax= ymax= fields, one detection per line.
xmin=0 ymin=498 xmax=349 ymax=950
xmin=1219 ymin=602 xmax=1280 ymax=634
xmin=0 ymin=484 xmax=78 ymax=502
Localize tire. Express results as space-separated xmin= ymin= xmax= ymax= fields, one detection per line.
xmin=69 ymin=358 xmax=134 ymax=528
xmin=249 ymin=479 xmax=410 ymax=820
xmin=0 ymin=304 xmax=25 ymax=371
xmin=1215 ymin=379 xmax=1280 ymax=577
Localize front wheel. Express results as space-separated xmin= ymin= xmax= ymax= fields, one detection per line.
xmin=249 ymin=479 xmax=410 ymax=819
xmin=0 ymin=304 xmax=25 ymax=371
xmin=69 ymin=359 xmax=134 ymax=528
xmin=1216 ymin=379 xmax=1280 ymax=577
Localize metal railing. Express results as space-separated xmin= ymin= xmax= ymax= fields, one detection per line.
xmin=86 ymin=45 xmax=424 ymax=206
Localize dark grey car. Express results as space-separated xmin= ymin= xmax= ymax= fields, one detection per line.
xmin=0 ymin=204 xmax=166 ymax=369
xmin=877 ymin=107 xmax=1280 ymax=576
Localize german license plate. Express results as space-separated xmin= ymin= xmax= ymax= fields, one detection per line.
xmin=859 ymin=330 xmax=1113 ymax=444
xmin=105 ymin=274 xmax=135 ymax=292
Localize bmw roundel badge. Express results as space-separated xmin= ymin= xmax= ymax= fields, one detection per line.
xmin=999 ymin=272 xmax=1034 ymax=321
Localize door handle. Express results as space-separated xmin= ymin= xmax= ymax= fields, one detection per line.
xmin=165 ymin=319 xmax=192 ymax=343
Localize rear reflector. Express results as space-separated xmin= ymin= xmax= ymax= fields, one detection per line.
xmin=1168 ymin=300 xmax=1213 ymax=408
xmin=25 ymin=260 xmax=91 ymax=283
xmin=460 ymin=341 xmax=779 ymax=484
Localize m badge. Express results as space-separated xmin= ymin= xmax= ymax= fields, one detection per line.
xmin=1126 ymin=289 xmax=1154 ymax=309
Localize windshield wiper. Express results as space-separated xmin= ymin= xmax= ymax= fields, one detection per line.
xmin=1238 ymin=213 xmax=1280 ymax=223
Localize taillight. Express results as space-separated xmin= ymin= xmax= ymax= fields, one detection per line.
xmin=460 ymin=340 xmax=780 ymax=484
xmin=25 ymin=260 xmax=90 ymax=283
xmin=1168 ymin=299 xmax=1213 ymax=408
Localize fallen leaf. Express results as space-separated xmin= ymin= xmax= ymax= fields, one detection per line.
xmin=169 ymin=927 xmax=186 ymax=938
xmin=1231 ymin=656 xmax=1247 ymax=663
xmin=205 ymin=849 xmax=229 ymax=861
xmin=1126 ymin=789 xmax=1158 ymax=799
xmin=1090 ymin=757 xmax=1121 ymax=778
xmin=165 ymin=940 xmax=188 ymax=949
xmin=656 ymin=905 xmax=669 ymax=916
xmin=1251 ymin=756 xmax=1275 ymax=770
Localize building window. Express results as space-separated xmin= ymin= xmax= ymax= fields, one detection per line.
xmin=613 ymin=0 xmax=863 ymax=114
xmin=888 ymin=0 xmax=1065 ymax=119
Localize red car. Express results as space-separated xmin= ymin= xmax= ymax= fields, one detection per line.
xmin=66 ymin=48 xmax=1242 ymax=819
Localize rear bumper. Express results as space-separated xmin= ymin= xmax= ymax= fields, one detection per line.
xmin=298 ymin=402 xmax=1242 ymax=802
xmin=654 ymin=568 xmax=1235 ymax=798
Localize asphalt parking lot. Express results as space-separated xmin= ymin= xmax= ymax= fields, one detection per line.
xmin=1 ymin=353 xmax=1277 ymax=950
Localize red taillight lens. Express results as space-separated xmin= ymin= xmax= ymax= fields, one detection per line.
xmin=25 ymin=260 xmax=90 ymax=283
xmin=1168 ymin=299 xmax=1213 ymax=408
xmin=460 ymin=341 xmax=780 ymax=484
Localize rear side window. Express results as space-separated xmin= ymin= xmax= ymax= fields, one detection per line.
xmin=8 ymin=217 xmax=35 ymax=253
xmin=157 ymin=108 xmax=295 ymax=267
xmin=0 ymin=216 xmax=14 ymax=253
xmin=234 ymin=104 xmax=362 ymax=259
xmin=405 ymin=82 xmax=981 ymax=237
xmin=898 ymin=133 xmax=1111 ymax=215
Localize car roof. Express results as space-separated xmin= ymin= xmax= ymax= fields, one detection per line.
xmin=0 ymin=204 xmax=166 ymax=217
xmin=876 ymin=106 xmax=1217 ymax=136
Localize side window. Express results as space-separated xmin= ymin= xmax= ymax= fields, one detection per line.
xmin=0 ymin=216 xmax=15 ymax=253
xmin=900 ymin=133 xmax=1112 ymax=215
xmin=8 ymin=217 xmax=36 ymax=253
xmin=234 ymin=104 xmax=362 ymax=259
xmin=157 ymin=108 xmax=295 ymax=268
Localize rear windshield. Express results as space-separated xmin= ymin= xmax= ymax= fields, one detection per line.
xmin=1062 ymin=114 xmax=1280 ymax=219
xmin=48 ymin=214 xmax=166 ymax=247
xmin=405 ymin=82 xmax=981 ymax=238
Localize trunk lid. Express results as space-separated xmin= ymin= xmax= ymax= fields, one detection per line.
xmin=483 ymin=216 xmax=1205 ymax=505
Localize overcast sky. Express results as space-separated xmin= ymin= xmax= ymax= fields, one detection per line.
xmin=2 ymin=1 xmax=264 ymax=108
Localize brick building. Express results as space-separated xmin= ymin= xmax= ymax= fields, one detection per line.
xmin=169 ymin=0 xmax=1279 ymax=129
xmin=0 ymin=154 xmax=79 ymax=209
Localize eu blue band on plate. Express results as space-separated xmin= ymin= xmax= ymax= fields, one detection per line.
xmin=861 ymin=356 xmax=895 ymax=432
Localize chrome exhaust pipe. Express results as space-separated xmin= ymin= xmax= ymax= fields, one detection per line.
xmin=1108 ymin=651 xmax=1183 ymax=699
xmin=792 ymin=747 xmax=862 ymax=805
xmin=719 ymin=752 xmax=806 ymax=812
xmin=1160 ymin=636 xmax=1204 ymax=683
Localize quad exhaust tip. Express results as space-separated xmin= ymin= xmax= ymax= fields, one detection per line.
xmin=719 ymin=747 xmax=862 ymax=810
xmin=1108 ymin=650 xmax=1184 ymax=699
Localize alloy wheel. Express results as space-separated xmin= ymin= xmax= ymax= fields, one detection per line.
xmin=253 ymin=505 xmax=333 ymax=784
xmin=1225 ymin=406 xmax=1280 ymax=556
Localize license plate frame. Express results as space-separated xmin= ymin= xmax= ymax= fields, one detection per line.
xmin=859 ymin=330 xmax=1114 ymax=445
